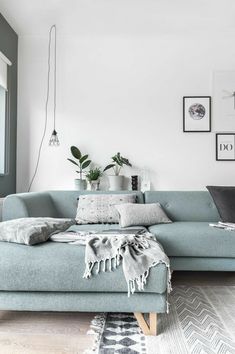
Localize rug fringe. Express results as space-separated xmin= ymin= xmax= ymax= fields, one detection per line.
xmin=84 ymin=313 xmax=106 ymax=354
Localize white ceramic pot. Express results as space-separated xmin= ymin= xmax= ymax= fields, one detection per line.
xmin=74 ymin=179 xmax=87 ymax=190
xmin=108 ymin=175 xmax=124 ymax=191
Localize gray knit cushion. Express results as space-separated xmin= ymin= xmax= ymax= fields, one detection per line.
xmin=115 ymin=203 xmax=172 ymax=227
xmin=76 ymin=194 xmax=137 ymax=224
xmin=0 ymin=217 xmax=74 ymax=245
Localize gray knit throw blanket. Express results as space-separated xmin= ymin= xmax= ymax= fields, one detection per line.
xmin=82 ymin=231 xmax=172 ymax=297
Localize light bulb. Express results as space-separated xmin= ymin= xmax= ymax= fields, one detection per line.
xmin=49 ymin=130 xmax=60 ymax=146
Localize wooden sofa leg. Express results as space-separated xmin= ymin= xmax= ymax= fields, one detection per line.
xmin=134 ymin=312 xmax=157 ymax=336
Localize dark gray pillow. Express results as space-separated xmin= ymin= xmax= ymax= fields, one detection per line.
xmin=206 ymin=186 xmax=235 ymax=222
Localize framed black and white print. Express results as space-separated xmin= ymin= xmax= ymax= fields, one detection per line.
xmin=216 ymin=133 xmax=235 ymax=161
xmin=183 ymin=96 xmax=211 ymax=132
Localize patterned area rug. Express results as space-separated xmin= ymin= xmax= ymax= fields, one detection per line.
xmin=94 ymin=286 xmax=235 ymax=354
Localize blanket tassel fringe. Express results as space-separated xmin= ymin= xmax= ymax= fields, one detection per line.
xmin=83 ymin=252 xmax=121 ymax=279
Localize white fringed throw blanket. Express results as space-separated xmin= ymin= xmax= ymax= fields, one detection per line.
xmin=51 ymin=230 xmax=171 ymax=297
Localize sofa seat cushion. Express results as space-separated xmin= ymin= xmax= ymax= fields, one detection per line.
xmin=148 ymin=222 xmax=235 ymax=258
xmin=0 ymin=224 xmax=167 ymax=294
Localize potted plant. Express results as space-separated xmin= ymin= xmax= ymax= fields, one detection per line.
xmin=104 ymin=152 xmax=132 ymax=190
xmin=86 ymin=167 xmax=102 ymax=191
xmin=67 ymin=146 xmax=91 ymax=190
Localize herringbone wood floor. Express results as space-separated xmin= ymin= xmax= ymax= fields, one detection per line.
xmin=0 ymin=272 xmax=234 ymax=354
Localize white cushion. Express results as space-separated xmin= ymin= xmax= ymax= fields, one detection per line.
xmin=0 ymin=217 xmax=74 ymax=245
xmin=115 ymin=203 xmax=172 ymax=227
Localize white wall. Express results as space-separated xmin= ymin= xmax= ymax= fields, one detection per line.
xmin=16 ymin=1 xmax=235 ymax=192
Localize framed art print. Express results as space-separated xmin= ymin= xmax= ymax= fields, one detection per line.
xmin=216 ymin=133 xmax=235 ymax=161
xmin=183 ymin=96 xmax=211 ymax=132
xmin=213 ymin=71 xmax=235 ymax=131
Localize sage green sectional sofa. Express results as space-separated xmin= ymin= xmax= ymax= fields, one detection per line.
xmin=145 ymin=191 xmax=235 ymax=271
xmin=1 ymin=190 xmax=234 ymax=335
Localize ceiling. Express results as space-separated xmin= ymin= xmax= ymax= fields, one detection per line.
xmin=0 ymin=0 xmax=235 ymax=36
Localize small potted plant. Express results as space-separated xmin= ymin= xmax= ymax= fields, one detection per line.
xmin=86 ymin=167 xmax=102 ymax=191
xmin=104 ymin=152 xmax=132 ymax=190
xmin=67 ymin=146 xmax=91 ymax=190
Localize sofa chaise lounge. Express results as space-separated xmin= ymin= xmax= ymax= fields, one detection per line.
xmin=1 ymin=190 xmax=234 ymax=335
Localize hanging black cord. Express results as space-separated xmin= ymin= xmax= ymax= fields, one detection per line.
xmin=28 ymin=25 xmax=56 ymax=192
xmin=53 ymin=25 xmax=56 ymax=131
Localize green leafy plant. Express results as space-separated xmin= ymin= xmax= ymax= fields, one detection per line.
xmin=104 ymin=152 xmax=132 ymax=176
xmin=86 ymin=167 xmax=102 ymax=182
xmin=67 ymin=146 xmax=91 ymax=180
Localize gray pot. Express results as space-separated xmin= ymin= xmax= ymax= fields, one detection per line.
xmin=108 ymin=175 xmax=124 ymax=191
xmin=74 ymin=179 xmax=87 ymax=190
xmin=87 ymin=179 xmax=100 ymax=191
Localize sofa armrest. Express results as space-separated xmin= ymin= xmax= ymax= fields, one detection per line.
xmin=2 ymin=192 xmax=58 ymax=221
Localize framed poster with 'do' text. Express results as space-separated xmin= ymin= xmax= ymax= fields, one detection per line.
xmin=216 ymin=133 xmax=235 ymax=161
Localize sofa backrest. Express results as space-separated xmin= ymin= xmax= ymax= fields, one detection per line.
xmin=3 ymin=190 xmax=144 ymax=220
xmin=144 ymin=191 xmax=220 ymax=222
xmin=48 ymin=190 xmax=144 ymax=218
xmin=2 ymin=192 xmax=58 ymax=220
xmin=3 ymin=189 xmax=220 ymax=222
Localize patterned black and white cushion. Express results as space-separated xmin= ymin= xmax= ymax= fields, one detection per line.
xmin=75 ymin=194 xmax=137 ymax=224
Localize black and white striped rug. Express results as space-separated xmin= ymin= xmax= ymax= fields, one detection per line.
xmin=89 ymin=286 xmax=235 ymax=354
